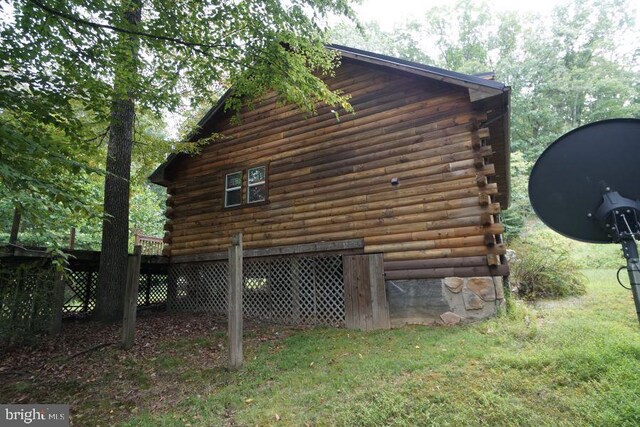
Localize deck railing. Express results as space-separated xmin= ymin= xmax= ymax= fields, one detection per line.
xmin=134 ymin=232 xmax=164 ymax=255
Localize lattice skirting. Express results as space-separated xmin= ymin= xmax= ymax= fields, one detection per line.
xmin=168 ymin=255 xmax=344 ymax=326
xmin=63 ymin=269 xmax=168 ymax=316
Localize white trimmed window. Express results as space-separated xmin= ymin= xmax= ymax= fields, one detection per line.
xmin=247 ymin=166 xmax=267 ymax=203
xmin=225 ymin=171 xmax=242 ymax=207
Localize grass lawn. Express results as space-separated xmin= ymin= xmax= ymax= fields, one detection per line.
xmin=2 ymin=270 xmax=639 ymax=426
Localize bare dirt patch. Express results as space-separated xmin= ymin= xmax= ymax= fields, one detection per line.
xmin=0 ymin=311 xmax=306 ymax=426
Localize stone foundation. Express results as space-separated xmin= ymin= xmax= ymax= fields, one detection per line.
xmin=386 ymin=276 xmax=505 ymax=327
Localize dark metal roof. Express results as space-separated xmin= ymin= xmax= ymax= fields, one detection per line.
xmin=327 ymin=44 xmax=506 ymax=91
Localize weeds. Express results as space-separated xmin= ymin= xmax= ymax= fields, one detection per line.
xmin=510 ymin=238 xmax=586 ymax=300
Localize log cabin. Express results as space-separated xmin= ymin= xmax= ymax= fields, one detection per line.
xmin=150 ymin=45 xmax=511 ymax=329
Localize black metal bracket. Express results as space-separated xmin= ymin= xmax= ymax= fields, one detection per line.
xmin=594 ymin=191 xmax=640 ymax=324
xmin=594 ymin=191 xmax=640 ymax=243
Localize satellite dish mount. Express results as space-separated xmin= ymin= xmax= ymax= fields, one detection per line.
xmin=593 ymin=189 xmax=640 ymax=322
xmin=529 ymin=119 xmax=640 ymax=324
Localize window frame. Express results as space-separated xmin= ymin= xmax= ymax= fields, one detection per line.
xmin=224 ymin=170 xmax=243 ymax=208
xmin=246 ymin=165 xmax=267 ymax=204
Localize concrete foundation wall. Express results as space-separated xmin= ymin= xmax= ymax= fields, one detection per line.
xmin=386 ymin=276 xmax=505 ymax=327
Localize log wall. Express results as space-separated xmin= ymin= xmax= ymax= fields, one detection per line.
xmin=164 ymin=59 xmax=506 ymax=278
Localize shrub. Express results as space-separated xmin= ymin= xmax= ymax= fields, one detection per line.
xmin=510 ymin=238 xmax=587 ymax=300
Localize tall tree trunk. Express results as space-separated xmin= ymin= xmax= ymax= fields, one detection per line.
xmin=9 ymin=207 xmax=21 ymax=246
xmin=95 ymin=1 xmax=142 ymax=322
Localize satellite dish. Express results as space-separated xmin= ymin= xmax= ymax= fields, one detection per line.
xmin=528 ymin=118 xmax=640 ymax=323
xmin=529 ymin=119 xmax=640 ymax=243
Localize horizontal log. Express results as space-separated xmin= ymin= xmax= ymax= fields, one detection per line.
xmin=364 ymin=223 xmax=504 ymax=246
xmin=269 ymin=140 xmax=493 ymax=189
xmin=271 ymin=158 xmax=476 ymax=201
xmin=170 ymin=239 xmax=365 ymax=264
xmin=382 ymin=244 xmax=506 ymax=262
xmin=168 ymin=179 xmax=496 ymax=244
xmin=177 ymin=92 xmax=468 ymax=178
xmin=201 ymin=86 xmax=459 ymax=157
xmin=172 ymin=196 xmax=484 ymax=240
xmin=168 ymin=215 xmax=492 ymax=257
xmin=169 ymin=164 xmax=497 ymax=223
xmin=364 ymin=235 xmax=486 ymax=253
xmin=171 ymin=118 xmax=486 ymax=198
xmin=384 ymin=264 xmax=509 ymax=280
xmin=171 ymin=183 xmax=498 ymax=231
xmin=269 ymin=127 xmax=490 ymax=182
xmin=171 ymin=203 xmax=501 ymax=249
xmin=160 ymin=60 xmax=508 ymax=262
xmin=234 ymin=66 xmax=412 ymax=120
xmin=221 ymin=74 xmax=418 ymax=139
xmin=384 ymin=256 xmax=487 ymax=270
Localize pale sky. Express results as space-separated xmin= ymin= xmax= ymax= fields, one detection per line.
xmin=348 ymin=0 xmax=638 ymax=30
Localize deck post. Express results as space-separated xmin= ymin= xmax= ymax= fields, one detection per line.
xmin=228 ymin=233 xmax=243 ymax=370
xmin=122 ymin=245 xmax=142 ymax=350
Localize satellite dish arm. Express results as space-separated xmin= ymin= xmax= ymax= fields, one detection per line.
xmin=621 ymin=239 xmax=640 ymax=324
xmin=595 ymin=190 xmax=640 ymax=324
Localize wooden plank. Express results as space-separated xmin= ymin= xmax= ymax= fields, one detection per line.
xmin=368 ymin=253 xmax=390 ymax=330
xmin=357 ymin=255 xmax=373 ymax=330
xmin=343 ymin=256 xmax=355 ymax=329
xmin=122 ymin=245 xmax=142 ymax=350
xmin=228 ymin=233 xmax=243 ymax=370
xmin=343 ymin=254 xmax=389 ymax=331
xmin=170 ymin=239 xmax=364 ymax=264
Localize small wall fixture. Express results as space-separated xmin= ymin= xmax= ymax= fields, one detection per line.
xmin=391 ymin=177 xmax=399 ymax=186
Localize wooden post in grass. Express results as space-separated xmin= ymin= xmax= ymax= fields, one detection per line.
xmin=122 ymin=245 xmax=142 ymax=350
xmin=49 ymin=270 xmax=66 ymax=335
xmin=228 ymin=233 xmax=243 ymax=370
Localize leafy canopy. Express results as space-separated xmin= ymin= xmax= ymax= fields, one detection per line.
xmin=330 ymin=0 xmax=639 ymax=238
xmin=1 ymin=0 xmax=358 ymax=245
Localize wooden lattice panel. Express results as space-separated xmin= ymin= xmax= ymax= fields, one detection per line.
xmin=313 ymin=256 xmax=345 ymax=325
xmin=137 ymin=273 xmax=170 ymax=306
xmin=168 ymin=261 xmax=228 ymax=313
xmin=168 ymin=255 xmax=344 ymax=326
xmin=64 ymin=270 xmax=97 ymax=314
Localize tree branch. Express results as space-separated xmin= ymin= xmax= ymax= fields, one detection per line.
xmin=27 ymin=0 xmax=224 ymax=51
